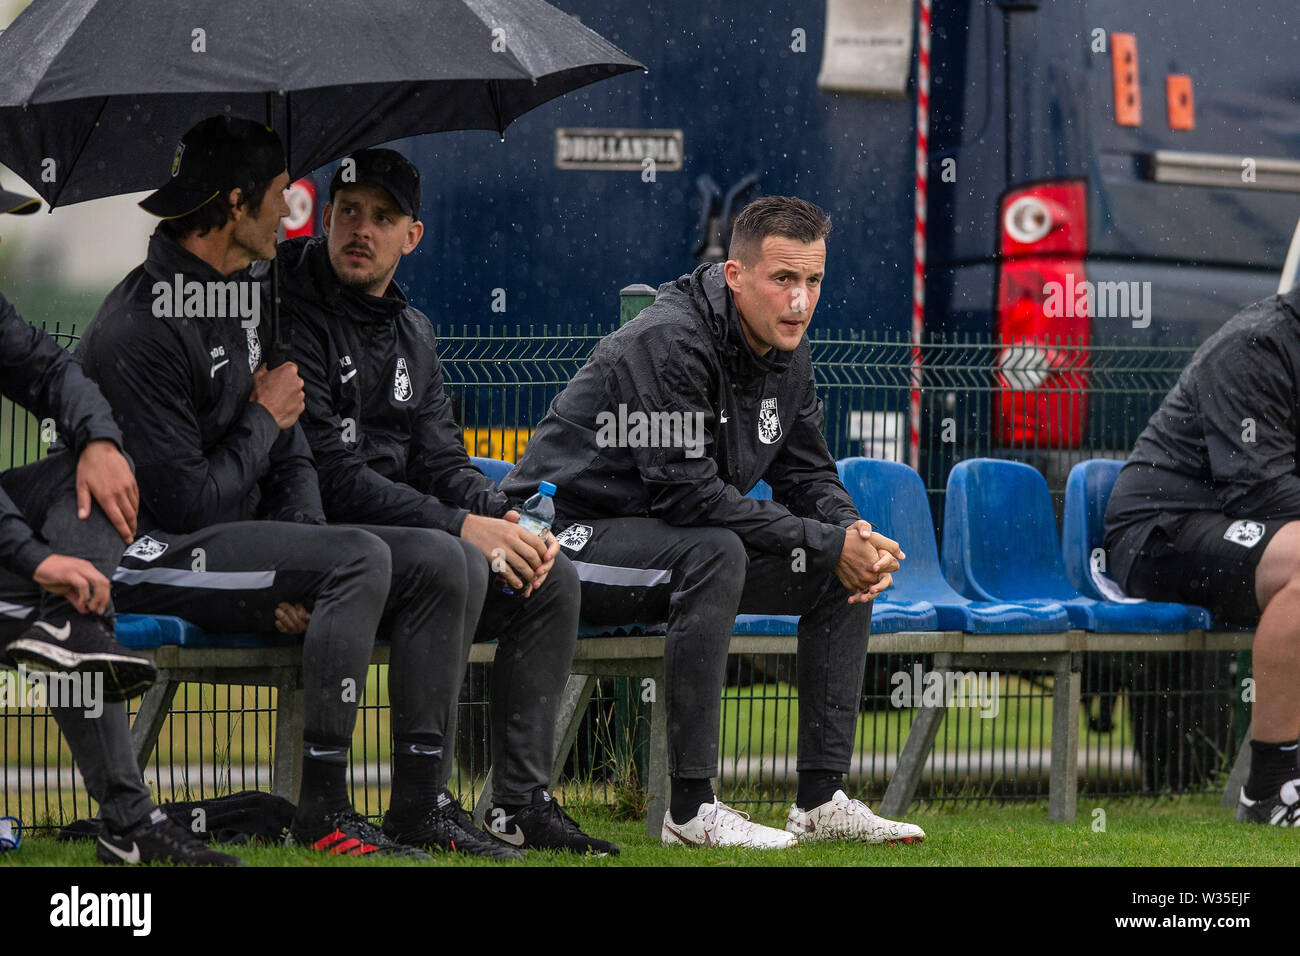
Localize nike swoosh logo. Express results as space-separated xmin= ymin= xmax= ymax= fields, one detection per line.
xmin=340 ymin=369 xmax=357 ymax=383
xmin=210 ymin=359 xmax=230 ymax=377
xmin=98 ymin=838 xmax=141 ymax=863
xmin=663 ymin=822 xmax=710 ymax=847
xmin=493 ymin=826 xmax=526 ymax=847
xmin=306 ymin=746 xmax=343 ymax=759
xmin=33 ymin=620 xmax=71 ymax=642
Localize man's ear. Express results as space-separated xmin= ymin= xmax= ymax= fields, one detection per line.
xmin=723 ymin=258 xmax=745 ymax=294
xmin=403 ymin=219 xmax=424 ymax=255
xmin=320 ymin=201 xmax=333 ymax=237
xmin=226 ymin=187 xmax=245 ymax=221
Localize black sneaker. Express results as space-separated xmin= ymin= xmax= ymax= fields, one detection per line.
xmin=384 ymin=789 xmax=523 ymax=861
xmin=487 ymin=791 xmax=619 ymax=855
xmin=289 ymin=805 xmax=431 ymax=859
xmin=1237 ymin=778 xmax=1300 ymax=826
xmin=97 ymin=808 xmax=243 ymax=866
xmin=5 ymin=613 xmax=157 ymax=702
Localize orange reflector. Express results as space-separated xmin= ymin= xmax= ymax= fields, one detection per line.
xmin=1166 ymin=74 xmax=1195 ymax=130
xmin=1111 ymin=33 xmax=1141 ymax=127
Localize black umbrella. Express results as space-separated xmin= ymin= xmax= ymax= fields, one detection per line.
xmin=0 ymin=0 xmax=642 ymax=208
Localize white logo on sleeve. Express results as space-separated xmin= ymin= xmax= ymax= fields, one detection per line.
xmin=758 ymin=397 xmax=782 ymax=444
xmin=393 ymin=357 xmax=412 ymax=402
xmin=246 ymin=326 xmax=262 ymax=371
xmin=1224 ymin=520 xmax=1266 ymax=548
xmin=123 ymin=535 xmax=169 ymax=562
xmin=555 ymin=524 xmax=593 ymax=552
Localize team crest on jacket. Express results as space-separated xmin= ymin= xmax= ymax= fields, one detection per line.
xmin=1224 ymin=520 xmax=1265 ymax=548
xmin=758 ymin=397 xmax=782 ymax=444
xmin=124 ymin=535 xmax=168 ymax=562
xmin=246 ymin=326 xmax=261 ymax=371
xmin=555 ymin=524 xmax=593 ymax=552
xmin=393 ymin=357 xmax=412 ymax=402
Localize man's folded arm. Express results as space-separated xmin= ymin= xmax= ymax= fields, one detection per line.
xmin=765 ymin=370 xmax=861 ymax=529
xmin=609 ymin=340 xmax=846 ymax=567
xmin=0 ymin=293 xmax=123 ymax=453
xmin=406 ymin=349 xmax=511 ymax=519
xmin=292 ymin=325 xmax=469 ymax=531
xmin=90 ymin=326 xmax=278 ymax=532
xmin=259 ymin=425 xmax=327 ymax=524
xmin=0 ymin=485 xmax=53 ymax=580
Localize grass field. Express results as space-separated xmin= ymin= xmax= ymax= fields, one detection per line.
xmin=2 ymin=796 xmax=1295 ymax=867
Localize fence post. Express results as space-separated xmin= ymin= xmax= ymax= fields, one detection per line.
xmin=620 ymin=284 xmax=656 ymax=325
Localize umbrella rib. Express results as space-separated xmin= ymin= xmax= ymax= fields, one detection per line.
xmin=53 ymin=95 xmax=110 ymax=208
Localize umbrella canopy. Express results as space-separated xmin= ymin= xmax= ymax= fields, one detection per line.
xmin=0 ymin=0 xmax=642 ymax=207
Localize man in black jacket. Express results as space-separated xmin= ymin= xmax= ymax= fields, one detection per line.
xmin=279 ymin=149 xmax=614 ymax=855
xmin=503 ymin=196 xmax=924 ymax=848
xmin=1105 ymin=284 xmax=1300 ymax=826
xmin=0 ymin=176 xmax=238 ymax=865
xmin=79 ymin=117 xmax=489 ymax=859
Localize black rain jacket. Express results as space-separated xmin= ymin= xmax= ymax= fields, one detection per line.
xmin=500 ymin=262 xmax=862 ymax=571
xmin=1104 ymin=286 xmax=1300 ymax=588
xmin=277 ymin=236 xmax=508 ymax=532
xmin=77 ymin=229 xmax=325 ymax=534
xmin=0 ymin=291 xmax=125 ymax=578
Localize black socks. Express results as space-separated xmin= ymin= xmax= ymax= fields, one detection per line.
xmin=797 ymin=771 xmax=845 ymax=811
xmin=388 ymin=737 xmax=444 ymax=816
xmin=670 ymin=777 xmax=715 ymax=824
xmin=1244 ymin=739 xmax=1299 ymax=801
xmin=296 ymin=741 xmax=351 ymax=820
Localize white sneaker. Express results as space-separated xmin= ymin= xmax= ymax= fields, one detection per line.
xmin=786 ymin=790 xmax=926 ymax=845
xmin=662 ymin=800 xmax=797 ymax=849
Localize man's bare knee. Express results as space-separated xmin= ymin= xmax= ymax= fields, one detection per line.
xmin=1255 ymin=521 xmax=1300 ymax=610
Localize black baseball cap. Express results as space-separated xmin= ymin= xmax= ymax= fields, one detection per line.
xmin=0 ymin=176 xmax=39 ymax=215
xmin=140 ymin=116 xmax=286 ymax=219
xmin=328 ymin=149 xmax=421 ymax=219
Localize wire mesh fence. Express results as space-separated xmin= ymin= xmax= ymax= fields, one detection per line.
xmin=0 ymin=320 xmax=1245 ymax=829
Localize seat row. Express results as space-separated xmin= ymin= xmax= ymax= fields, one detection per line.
xmin=114 ymin=455 xmax=1209 ymax=649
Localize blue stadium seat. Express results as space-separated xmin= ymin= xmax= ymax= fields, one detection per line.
xmin=836 ymin=457 xmax=1070 ymax=633
xmin=944 ymin=458 xmax=1202 ymax=632
xmin=1063 ymin=459 xmax=1213 ymax=628
xmin=747 ymin=479 xmax=773 ymax=500
xmin=470 ymin=456 xmax=514 ymax=485
xmin=115 ymin=614 xmax=295 ymax=650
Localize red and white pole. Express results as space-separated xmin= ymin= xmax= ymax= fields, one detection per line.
xmin=909 ymin=0 xmax=932 ymax=471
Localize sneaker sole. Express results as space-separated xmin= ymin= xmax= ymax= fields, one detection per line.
xmin=4 ymin=642 xmax=157 ymax=701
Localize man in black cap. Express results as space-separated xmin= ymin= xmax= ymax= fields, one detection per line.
xmin=0 ymin=175 xmax=240 ymax=865
xmin=278 ymin=148 xmax=616 ymax=855
xmin=79 ymin=116 xmax=506 ymax=859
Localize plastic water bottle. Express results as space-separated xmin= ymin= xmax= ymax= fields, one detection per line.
xmin=517 ymin=481 xmax=556 ymax=538
xmin=500 ymin=482 xmax=556 ymax=593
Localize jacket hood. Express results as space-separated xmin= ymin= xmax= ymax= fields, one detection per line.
xmin=279 ymin=235 xmax=408 ymax=326
xmin=682 ymin=261 xmax=792 ymax=385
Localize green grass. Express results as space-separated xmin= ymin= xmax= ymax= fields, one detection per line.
xmin=3 ymin=796 xmax=1295 ymax=867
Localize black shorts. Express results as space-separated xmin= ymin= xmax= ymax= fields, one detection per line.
xmin=1125 ymin=513 xmax=1283 ymax=628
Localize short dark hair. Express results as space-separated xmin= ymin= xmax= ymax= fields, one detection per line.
xmin=728 ymin=196 xmax=832 ymax=266
xmin=159 ymin=175 xmax=278 ymax=241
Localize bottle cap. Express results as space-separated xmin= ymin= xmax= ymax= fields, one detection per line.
xmin=538 ymin=481 xmax=557 ymax=497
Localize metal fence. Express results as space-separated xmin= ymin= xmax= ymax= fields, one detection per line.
xmin=1 ymin=322 xmax=1245 ymax=830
